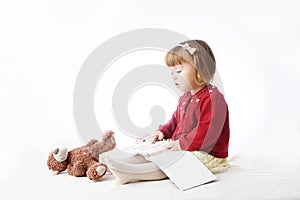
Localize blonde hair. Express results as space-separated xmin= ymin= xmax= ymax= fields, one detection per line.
xmin=165 ymin=40 xmax=216 ymax=84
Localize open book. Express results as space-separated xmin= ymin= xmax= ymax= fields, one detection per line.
xmin=123 ymin=141 xmax=170 ymax=157
xmin=123 ymin=141 xmax=217 ymax=190
xmin=147 ymin=151 xmax=217 ymax=190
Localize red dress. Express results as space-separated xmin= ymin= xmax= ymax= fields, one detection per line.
xmin=159 ymin=85 xmax=230 ymax=158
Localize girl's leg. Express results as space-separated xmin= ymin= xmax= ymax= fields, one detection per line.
xmin=105 ymin=157 xmax=167 ymax=184
xmin=118 ymin=154 xmax=149 ymax=164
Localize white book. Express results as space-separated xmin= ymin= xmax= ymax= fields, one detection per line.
xmin=146 ymin=151 xmax=217 ymax=191
xmin=124 ymin=142 xmax=216 ymax=190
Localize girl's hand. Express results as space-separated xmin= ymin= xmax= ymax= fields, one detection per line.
xmin=163 ymin=140 xmax=181 ymax=151
xmin=151 ymin=131 xmax=164 ymax=143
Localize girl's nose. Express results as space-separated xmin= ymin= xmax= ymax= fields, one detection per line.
xmin=172 ymin=73 xmax=177 ymax=80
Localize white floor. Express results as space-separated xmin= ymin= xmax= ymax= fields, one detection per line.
xmin=1 ymin=147 xmax=299 ymax=200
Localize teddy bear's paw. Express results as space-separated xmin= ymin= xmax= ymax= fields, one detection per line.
xmin=96 ymin=165 xmax=107 ymax=176
xmin=86 ymin=163 xmax=107 ymax=181
xmin=103 ymin=130 xmax=114 ymax=139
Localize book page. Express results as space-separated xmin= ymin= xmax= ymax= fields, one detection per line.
xmin=123 ymin=141 xmax=170 ymax=157
xmin=146 ymin=151 xmax=217 ymax=190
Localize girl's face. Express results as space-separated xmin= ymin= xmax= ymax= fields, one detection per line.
xmin=170 ymin=62 xmax=200 ymax=93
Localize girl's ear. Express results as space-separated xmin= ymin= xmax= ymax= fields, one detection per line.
xmin=196 ymin=73 xmax=202 ymax=81
xmin=195 ymin=71 xmax=205 ymax=86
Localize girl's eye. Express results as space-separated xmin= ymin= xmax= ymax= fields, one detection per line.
xmin=176 ymin=70 xmax=182 ymax=73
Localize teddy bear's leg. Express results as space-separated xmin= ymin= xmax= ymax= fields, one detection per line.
xmin=90 ymin=130 xmax=116 ymax=155
xmin=86 ymin=139 xmax=98 ymax=147
xmin=86 ymin=162 xmax=107 ymax=181
xmin=67 ymin=160 xmax=86 ymax=177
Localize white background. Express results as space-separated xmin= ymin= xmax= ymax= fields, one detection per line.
xmin=0 ymin=0 xmax=300 ymax=198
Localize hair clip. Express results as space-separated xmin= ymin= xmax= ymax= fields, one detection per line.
xmin=178 ymin=43 xmax=196 ymax=55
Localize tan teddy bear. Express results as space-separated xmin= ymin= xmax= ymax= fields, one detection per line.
xmin=47 ymin=130 xmax=116 ymax=181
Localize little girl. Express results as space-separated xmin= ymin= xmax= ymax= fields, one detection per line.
xmin=102 ymin=40 xmax=230 ymax=184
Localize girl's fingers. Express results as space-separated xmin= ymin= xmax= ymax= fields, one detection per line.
xmin=158 ymin=134 xmax=164 ymax=140
xmin=151 ymin=137 xmax=158 ymax=144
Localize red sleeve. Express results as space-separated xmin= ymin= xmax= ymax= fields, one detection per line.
xmin=178 ymin=92 xmax=228 ymax=151
xmin=158 ymin=97 xmax=182 ymax=138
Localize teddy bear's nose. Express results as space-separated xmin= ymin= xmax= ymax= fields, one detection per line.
xmin=53 ymin=148 xmax=59 ymax=155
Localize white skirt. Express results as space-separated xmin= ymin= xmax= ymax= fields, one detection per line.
xmin=191 ymin=151 xmax=230 ymax=173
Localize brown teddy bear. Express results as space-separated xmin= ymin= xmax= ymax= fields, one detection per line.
xmin=47 ymin=130 xmax=116 ymax=181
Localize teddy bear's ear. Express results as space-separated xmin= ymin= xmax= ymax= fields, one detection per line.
xmin=53 ymin=147 xmax=68 ymax=162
